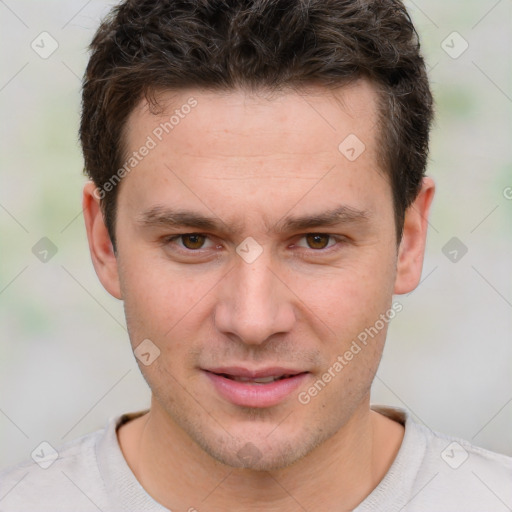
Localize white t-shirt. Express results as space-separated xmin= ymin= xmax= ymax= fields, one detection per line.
xmin=0 ymin=405 xmax=510 ymax=511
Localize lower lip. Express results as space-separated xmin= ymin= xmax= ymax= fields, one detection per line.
xmin=203 ymin=371 xmax=309 ymax=408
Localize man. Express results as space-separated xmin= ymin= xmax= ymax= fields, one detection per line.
xmin=1 ymin=0 xmax=510 ymax=510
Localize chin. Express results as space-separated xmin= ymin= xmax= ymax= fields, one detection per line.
xmin=204 ymin=441 xmax=305 ymax=471
xmin=191 ymin=423 xmax=332 ymax=472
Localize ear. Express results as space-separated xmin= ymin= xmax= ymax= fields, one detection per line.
xmin=394 ymin=177 xmax=435 ymax=294
xmin=82 ymin=181 xmax=122 ymax=299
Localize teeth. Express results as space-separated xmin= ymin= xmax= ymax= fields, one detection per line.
xmin=228 ymin=375 xmax=290 ymax=383
xmin=252 ymin=376 xmax=278 ymax=383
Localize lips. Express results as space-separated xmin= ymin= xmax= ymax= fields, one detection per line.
xmin=221 ymin=374 xmax=295 ymax=384
xmin=203 ymin=367 xmax=309 ymax=407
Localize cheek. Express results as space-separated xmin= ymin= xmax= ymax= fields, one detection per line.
xmin=118 ymin=252 xmax=220 ymax=367
xmin=291 ymin=259 xmax=394 ymax=338
xmin=120 ymin=249 xmax=200 ymax=320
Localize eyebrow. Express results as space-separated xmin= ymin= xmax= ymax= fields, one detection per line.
xmin=274 ymin=205 xmax=371 ymax=233
xmin=135 ymin=204 xmax=371 ymax=235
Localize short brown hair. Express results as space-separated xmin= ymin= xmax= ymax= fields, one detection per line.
xmin=80 ymin=0 xmax=433 ymax=251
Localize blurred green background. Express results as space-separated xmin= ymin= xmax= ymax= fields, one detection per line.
xmin=1 ymin=0 xmax=511 ymax=469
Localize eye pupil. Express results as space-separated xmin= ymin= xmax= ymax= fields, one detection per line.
xmin=306 ymin=234 xmax=329 ymax=250
xmin=182 ymin=234 xmax=206 ymax=250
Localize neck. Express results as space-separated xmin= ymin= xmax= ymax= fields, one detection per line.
xmin=117 ymin=398 xmax=404 ymax=511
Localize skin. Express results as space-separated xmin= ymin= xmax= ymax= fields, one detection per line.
xmin=83 ymin=79 xmax=435 ymax=511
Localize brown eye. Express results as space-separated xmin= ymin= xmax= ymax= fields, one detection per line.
xmin=181 ymin=234 xmax=207 ymax=250
xmin=305 ymin=234 xmax=331 ymax=250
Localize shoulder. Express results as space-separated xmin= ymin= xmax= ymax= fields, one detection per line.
xmin=415 ymin=421 xmax=512 ymax=506
xmin=366 ymin=405 xmax=512 ymax=511
xmin=0 ymin=425 xmax=108 ymax=512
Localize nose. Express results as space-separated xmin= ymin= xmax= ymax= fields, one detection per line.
xmin=214 ymin=250 xmax=296 ymax=345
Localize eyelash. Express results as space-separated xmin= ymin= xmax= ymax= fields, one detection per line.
xmin=162 ymin=233 xmax=346 ymax=256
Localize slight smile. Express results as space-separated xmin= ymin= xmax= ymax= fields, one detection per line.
xmin=203 ymin=367 xmax=311 ymax=408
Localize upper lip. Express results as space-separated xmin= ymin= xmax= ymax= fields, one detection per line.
xmin=204 ymin=366 xmax=307 ymax=378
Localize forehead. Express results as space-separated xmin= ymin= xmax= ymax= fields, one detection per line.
xmin=125 ymin=81 xmax=379 ymax=150
xmin=117 ymin=81 xmax=390 ymax=228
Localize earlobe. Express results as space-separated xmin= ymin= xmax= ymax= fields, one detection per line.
xmin=82 ymin=181 xmax=123 ymax=299
xmin=393 ymin=177 xmax=435 ymax=295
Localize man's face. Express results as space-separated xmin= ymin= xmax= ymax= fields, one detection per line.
xmin=112 ymin=81 xmax=399 ymax=470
